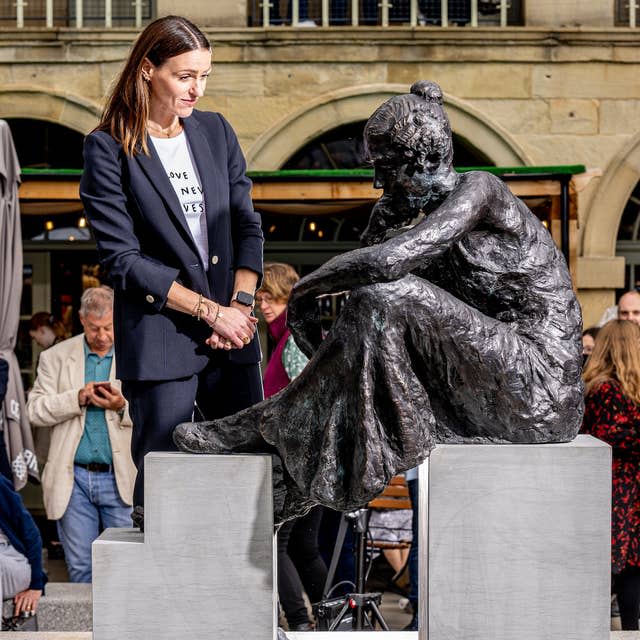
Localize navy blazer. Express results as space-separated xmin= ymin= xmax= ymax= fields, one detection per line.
xmin=80 ymin=111 xmax=263 ymax=381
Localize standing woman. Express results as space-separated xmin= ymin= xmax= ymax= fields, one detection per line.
xmin=582 ymin=320 xmax=640 ymax=630
xmin=79 ymin=16 xmax=263 ymax=527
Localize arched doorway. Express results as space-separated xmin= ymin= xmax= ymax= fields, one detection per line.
xmin=282 ymin=121 xmax=494 ymax=170
xmin=6 ymin=118 xmax=84 ymax=170
xmin=247 ymin=84 xmax=529 ymax=170
xmin=578 ymin=132 xmax=640 ymax=324
xmin=616 ymin=179 xmax=640 ymax=293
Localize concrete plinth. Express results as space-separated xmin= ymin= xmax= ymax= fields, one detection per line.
xmin=92 ymin=453 xmax=275 ymax=640
xmin=420 ymin=435 xmax=611 ymax=640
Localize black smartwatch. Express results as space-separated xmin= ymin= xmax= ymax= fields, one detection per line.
xmin=232 ymin=291 xmax=255 ymax=307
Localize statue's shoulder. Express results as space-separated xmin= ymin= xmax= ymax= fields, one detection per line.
xmin=452 ymin=170 xmax=508 ymax=203
xmin=459 ymin=169 xmax=504 ymax=189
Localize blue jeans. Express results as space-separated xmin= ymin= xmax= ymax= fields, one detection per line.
xmin=57 ymin=465 xmax=132 ymax=583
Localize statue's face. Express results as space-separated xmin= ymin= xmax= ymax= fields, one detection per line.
xmin=368 ymin=140 xmax=440 ymax=200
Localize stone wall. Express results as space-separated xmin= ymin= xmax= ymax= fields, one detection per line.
xmin=525 ymin=0 xmax=614 ymax=27
xmin=1 ymin=26 xmax=639 ymax=323
xmin=158 ymin=0 xmax=248 ymax=27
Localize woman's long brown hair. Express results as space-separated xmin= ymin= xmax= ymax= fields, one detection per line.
xmin=583 ymin=319 xmax=640 ymax=405
xmin=97 ymin=15 xmax=210 ymax=157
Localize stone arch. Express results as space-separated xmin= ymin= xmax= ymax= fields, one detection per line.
xmin=581 ymin=132 xmax=640 ymax=258
xmin=0 ymin=86 xmax=100 ymax=134
xmin=246 ymin=83 xmax=531 ymax=170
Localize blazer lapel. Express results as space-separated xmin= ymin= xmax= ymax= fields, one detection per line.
xmin=135 ymin=136 xmax=199 ymax=255
xmin=182 ymin=116 xmax=221 ymax=256
xmin=67 ymin=338 xmax=85 ymax=391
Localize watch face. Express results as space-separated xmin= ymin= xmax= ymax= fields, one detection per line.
xmin=235 ymin=291 xmax=254 ymax=306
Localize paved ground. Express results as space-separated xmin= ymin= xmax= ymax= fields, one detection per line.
xmin=3 ymin=632 xmax=640 ymax=639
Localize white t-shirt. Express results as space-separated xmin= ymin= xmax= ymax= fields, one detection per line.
xmin=151 ymin=132 xmax=209 ymax=271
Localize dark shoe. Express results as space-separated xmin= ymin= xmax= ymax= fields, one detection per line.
xmin=290 ymin=621 xmax=314 ymax=631
xmin=131 ymin=506 xmax=144 ymax=532
xmin=2 ymin=611 xmax=37 ymax=631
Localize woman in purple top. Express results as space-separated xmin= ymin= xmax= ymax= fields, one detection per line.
xmin=257 ymin=263 xmax=327 ymax=631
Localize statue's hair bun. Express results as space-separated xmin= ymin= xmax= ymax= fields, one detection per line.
xmin=410 ymin=80 xmax=443 ymax=104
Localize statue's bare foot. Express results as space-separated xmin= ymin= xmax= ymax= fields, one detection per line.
xmin=173 ymin=404 xmax=271 ymax=455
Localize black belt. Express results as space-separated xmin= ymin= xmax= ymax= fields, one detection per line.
xmin=75 ymin=462 xmax=113 ymax=473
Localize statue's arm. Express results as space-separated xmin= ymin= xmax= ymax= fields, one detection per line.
xmin=296 ymin=172 xmax=490 ymax=296
xmin=376 ymin=172 xmax=490 ymax=279
xmin=289 ymin=172 xmax=491 ymax=355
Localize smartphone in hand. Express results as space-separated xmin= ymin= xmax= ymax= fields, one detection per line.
xmin=93 ymin=381 xmax=113 ymax=395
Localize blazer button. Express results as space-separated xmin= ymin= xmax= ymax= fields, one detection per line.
xmin=146 ymin=294 xmax=155 ymax=304
xmin=211 ymin=255 xmax=219 ymax=265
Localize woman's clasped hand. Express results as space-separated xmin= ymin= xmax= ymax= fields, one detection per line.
xmin=202 ymin=301 xmax=258 ymax=350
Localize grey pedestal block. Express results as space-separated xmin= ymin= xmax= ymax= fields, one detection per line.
xmin=420 ymin=435 xmax=611 ymax=640
xmin=92 ymin=453 xmax=276 ymax=640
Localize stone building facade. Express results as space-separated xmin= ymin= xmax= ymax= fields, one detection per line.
xmin=1 ymin=0 xmax=640 ymax=325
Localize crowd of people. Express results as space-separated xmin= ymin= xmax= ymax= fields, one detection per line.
xmin=0 ymin=12 xmax=639 ymax=634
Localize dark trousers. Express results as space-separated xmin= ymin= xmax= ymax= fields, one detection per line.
xmin=407 ymin=477 xmax=419 ymax=609
xmin=614 ymin=566 xmax=640 ymax=630
xmin=0 ymin=431 xmax=12 ymax=482
xmin=123 ymin=356 xmax=263 ymax=508
xmin=277 ymin=506 xmax=327 ymax=627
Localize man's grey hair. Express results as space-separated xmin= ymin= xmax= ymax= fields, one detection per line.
xmin=79 ymin=285 xmax=113 ymax=319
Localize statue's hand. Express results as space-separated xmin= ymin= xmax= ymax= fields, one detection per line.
xmin=360 ymin=198 xmax=417 ymax=247
xmin=360 ymin=207 xmax=389 ymax=247
xmin=288 ymin=282 xmax=323 ymax=358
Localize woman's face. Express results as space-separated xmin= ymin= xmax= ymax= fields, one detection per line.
xmin=145 ymin=48 xmax=212 ymax=122
xmin=29 ymin=326 xmax=55 ymax=349
xmin=582 ymin=333 xmax=596 ymax=356
xmin=257 ymin=292 xmax=288 ymax=325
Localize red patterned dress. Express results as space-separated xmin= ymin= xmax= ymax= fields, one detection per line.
xmin=581 ymin=380 xmax=640 ymax=574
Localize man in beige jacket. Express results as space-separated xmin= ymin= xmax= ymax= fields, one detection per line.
xmin=27 ymin=286 xmax=135 ymax=583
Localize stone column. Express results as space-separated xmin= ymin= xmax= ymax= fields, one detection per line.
xmin=93 ymin=452 xmax=276 ymax=640
xmin=420 ymin=435 xmax=611 ymax=640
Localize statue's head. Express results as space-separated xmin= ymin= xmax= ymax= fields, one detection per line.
xmin=359 ymin=82 xmax=457 ymax=246
xmin=364 ymin=81 xmax=453 ymax=179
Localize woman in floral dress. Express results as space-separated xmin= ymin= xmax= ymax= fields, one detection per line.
xmin=582 ymin=319 xmax=640 ymax=630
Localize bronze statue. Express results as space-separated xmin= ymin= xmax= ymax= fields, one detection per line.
xmin=174 ymin=81 xmax=584 ymax=523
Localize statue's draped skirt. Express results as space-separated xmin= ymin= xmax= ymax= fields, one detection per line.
xmin=259 ymin=275 xmax=584 ymax=520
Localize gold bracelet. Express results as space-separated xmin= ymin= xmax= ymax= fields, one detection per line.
xmin=196 ymin=294 xmax=205 ymax=322
xmin=211 ymin=303 xmax=223 ymax=327
xmin=200 ymin=301 xmax=213 ymax=323
xmin=191 ymin=293 xmax=203 ymax=318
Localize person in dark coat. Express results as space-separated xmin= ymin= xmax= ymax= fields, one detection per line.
xmin=0 ymin=473 xmax=47 ymax=618
xmin=582 ymin=319 xmax=640 ymax=630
